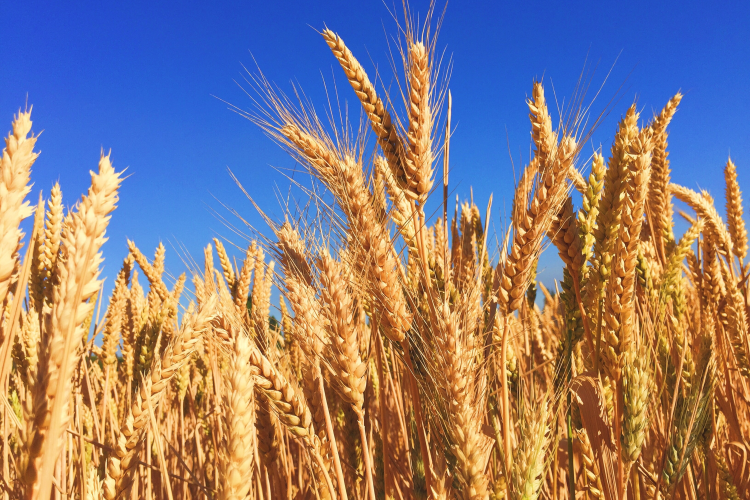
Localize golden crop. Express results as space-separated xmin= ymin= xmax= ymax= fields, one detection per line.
xmin=2 ymin=11 xmax=748 ymax=500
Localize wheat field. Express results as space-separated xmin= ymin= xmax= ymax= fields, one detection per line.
xmin=1 ymin=12 xmax=749 ymax=500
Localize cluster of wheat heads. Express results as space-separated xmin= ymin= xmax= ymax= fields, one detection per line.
xmin=2 ymin=17 xmax=750 ymax=500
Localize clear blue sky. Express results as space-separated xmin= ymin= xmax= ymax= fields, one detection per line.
xmin=2 ymin=0 xmax=749 ymax=300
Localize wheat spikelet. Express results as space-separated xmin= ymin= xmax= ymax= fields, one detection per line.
xmin=568 ymin=166 xmax=587 ymax=194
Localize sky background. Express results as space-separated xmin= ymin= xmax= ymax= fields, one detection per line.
xmin=2 ymin=0 xmax=749 ymax=311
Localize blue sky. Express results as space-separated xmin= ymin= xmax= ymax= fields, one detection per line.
xmin=2 ymin=0 xmax=749 ymax=304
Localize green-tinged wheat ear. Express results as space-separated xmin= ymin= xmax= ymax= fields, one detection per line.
xmin=661 ymin=334 xmax=715 ymax=493
xmin=621 ymin=344 xmax=651 ymax=466
xmin=579 ymin=153 xmax=605 ymax=281
xmin=509 ymin=400 xmax=550 ymax=500
xmin=716 ymin=447 xmax=741 ymax=500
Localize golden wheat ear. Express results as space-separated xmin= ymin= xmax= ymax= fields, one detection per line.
xmin=0 ymin=109 xmax=37 ymax=308
xmin=724 ymin=158 xmax=748 ymax=263
xmin=218 ymin=332 xmax=256 ymax=500
xmin=28 ymin=152 xmax=123 ymax=500
xmin=321 ymin=29 xmax=407 ymax=187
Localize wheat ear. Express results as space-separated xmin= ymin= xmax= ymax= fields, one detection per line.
xmin=318 ymin=248 xmax=377 ymax=499
xmin=234 ymin=241 xmax=258 ymax=317
xmin=318 ymin=249 xmax=367 ymax=410
xmin=647 ymin=93 xmax=682 ymax=251
xmin=404 ymin=41 xmax=434 ymax=204
xmin=213 ymin=237 xmax=237 ymax=291
xmin=500 ymin=134 xmax=576 ymax=312
xmin=509 ymin=400 xmax=550 ymax=500
xmin=218 ymin=332 xmax=256 ymax=500
xmin=0 ymin=109 xmax=37 ymax=309
xmin=321 ymin=29 xmax=406 ymax=185
xmin=576 ymin=429 xmax=605 ymax=500
xmin=620 ymin=344 xmax=651 ymax=467
xmin=724 ymin=158 xmax=748 ymax=262
xmin=36 ymin=182 xmax=64 ymax=312
xmin=670 ymin=183 xmax=734 ymax=261
xmin=280 ymin=126 xmax=412 ymax=341
xmin=128 ymin=240 xmax=170 ymax=302
xmin=248 ymin=341 xmax=338 ymax=499
xmin=600 ymin=125 xmax=653 ymax=378
xmin=25 ymin=153 xmax=122 ymax=499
